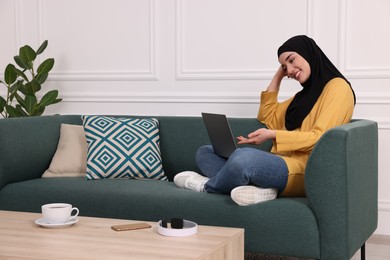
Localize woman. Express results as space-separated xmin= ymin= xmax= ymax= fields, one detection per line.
xmin=174 ymin=35 xmax=356 ymax=206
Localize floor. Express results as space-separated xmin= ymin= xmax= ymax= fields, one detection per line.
xmin=351 ymin=235 xmax=390 ymax=260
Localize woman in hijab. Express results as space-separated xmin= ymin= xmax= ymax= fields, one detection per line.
xmin=174 ymin=35 xmax=356 ymax=205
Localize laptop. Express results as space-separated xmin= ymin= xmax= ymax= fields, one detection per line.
xmin=201 ymin=113 xmax=237 ymax=158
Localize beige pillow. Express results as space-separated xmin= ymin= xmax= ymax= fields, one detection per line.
xmin=42 ymin=124 xmax=87 ymax=178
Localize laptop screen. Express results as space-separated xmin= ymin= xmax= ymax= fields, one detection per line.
xmin=201 ymin=113 xmax=237 ymax=158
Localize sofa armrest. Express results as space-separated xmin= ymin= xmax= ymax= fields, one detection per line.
xmin=0 ymin=115 xmax=82 ymax=190
xmin=305 ymin=119 xmax=378 ymax=259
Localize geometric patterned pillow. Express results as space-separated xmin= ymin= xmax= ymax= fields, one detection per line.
xmin=81 ymin=115 xmax=167 ymax=181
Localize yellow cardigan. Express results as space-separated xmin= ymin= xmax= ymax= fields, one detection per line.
xmin=258 ymin=78 xmax=355 ymax=197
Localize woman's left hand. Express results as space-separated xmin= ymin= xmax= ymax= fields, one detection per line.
xmin=237 ymin=128 xmax=276 ymax=145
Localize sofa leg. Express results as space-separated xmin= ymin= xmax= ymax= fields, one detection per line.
xmin=361 ymin=243 xmax=365 ymax=260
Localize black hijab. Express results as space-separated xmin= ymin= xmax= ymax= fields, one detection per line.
xmin=277 ymin=35 xmax=356 ymax=131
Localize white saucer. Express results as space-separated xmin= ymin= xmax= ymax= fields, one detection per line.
xmin=35 ymin=218 xmax=78 ymax=229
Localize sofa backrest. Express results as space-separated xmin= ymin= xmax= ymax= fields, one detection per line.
xmin=0 ymin=115 xmax=271 ymax=188
xmin=157 ymin=116 xmax=272 ymax=180
xmin=0 ymin=115 xmax=82 ymax=190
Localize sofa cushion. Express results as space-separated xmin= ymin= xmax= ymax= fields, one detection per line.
xmin=82 ymin=116 xmax=167 ymax=180
xmin=42 ymin=124 xmax=87 ymax=178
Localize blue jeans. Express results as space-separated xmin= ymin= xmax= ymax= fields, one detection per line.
xmin=195 ymin=145 xmax=288 ymax=194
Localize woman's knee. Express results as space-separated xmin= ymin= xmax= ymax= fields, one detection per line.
xmin=226 ymin=148 xmax=254 ymax=171
xmin=196 ymin=145 xmax=213 ymax=163
xmin=196 ymin=145 xmax=213 ymax=157
xmin=229 ymin=148 xmax=256 ymax=164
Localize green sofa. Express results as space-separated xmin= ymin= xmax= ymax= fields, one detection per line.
xmin=0 ymin=115 xmax=378 ymax=259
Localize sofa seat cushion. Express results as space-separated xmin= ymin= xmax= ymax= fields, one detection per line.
xmin=0 ymin=178 xmax=320 ymax=258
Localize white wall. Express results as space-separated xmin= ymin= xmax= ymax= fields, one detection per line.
xmin=1 ymin=0 xmax=390 ymax=235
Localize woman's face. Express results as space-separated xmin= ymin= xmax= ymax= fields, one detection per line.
xmin=279 ymin=52 xmax=311 ymax=84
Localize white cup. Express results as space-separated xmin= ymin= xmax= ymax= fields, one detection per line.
xmin=41 ymin=203 xmax=79 ymax=224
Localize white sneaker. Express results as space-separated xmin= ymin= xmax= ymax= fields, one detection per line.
xmin=174 ymin=171 xmax=209 ymax=192
xmin=231 ymin=185 xmax=277 ymax=206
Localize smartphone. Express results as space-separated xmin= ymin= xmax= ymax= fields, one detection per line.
xmin=111 ymin=222 xmax=151 ymax=231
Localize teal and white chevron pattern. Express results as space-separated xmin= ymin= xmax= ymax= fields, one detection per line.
xmin=82 ymin=116 xmax=166 ymax=180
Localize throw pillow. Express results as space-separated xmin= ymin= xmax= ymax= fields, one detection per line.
xmin=42 ymin=124 xmax=87 ymax=178
xmin=81 ymin=115 xmax=167 ymax=180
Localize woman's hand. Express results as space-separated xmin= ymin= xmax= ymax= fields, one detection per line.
xmin=267 ymin=66 xmax=287 ymax=92
xmin=236 ymin=128 xmax=276 ymax=145
xmin=275 ymin=65 xmax=288 ymax=80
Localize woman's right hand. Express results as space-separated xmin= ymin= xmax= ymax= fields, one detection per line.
xmin=275 ymin=65 xmax=287 ymax=80
xmin=267 ymin=66 xmax=287 ymax=92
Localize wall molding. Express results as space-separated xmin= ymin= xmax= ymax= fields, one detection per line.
xmin=56 ymin=91 xmax=390 ymax=104
xmin=175 ymin=0 xmax=314 ymax=80
xmin=38 ymin=0 xmax=158 ymax=81
xmin=357 ymin=93 xmax=390 ymax=105
xmin=338 ymin=0 xmax=390 ymax=79
xmin=52 ymin=91 xmax=390 ymax=129
xmin=379 ymin=200 xmax=390 ymax=212
xmin=14 ymin=0 xmax=21 ymax=51
xmin=0 ymin=1 xmax=20 ymax=79
xmin=56 ymin=91 xmax=260 ymax=104
xmin=47 ymin=71 xmax=158 ymax=81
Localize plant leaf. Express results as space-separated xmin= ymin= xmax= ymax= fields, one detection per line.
xmin=39 ymin=90 xmax=58 ymax=107
xmin=14 ymin=56 xmax=30 ymax=70
xmin=9 ymin=80 xmax=24 ymax=99
xmin=15 ymin=80 xmax=27 ymax=96
xmin=15 ymin=105 xmax=29 ymax=117
xmin=36 ymin=72 xmax=48 ymax=84
xmin=4 ymin=64 xmax=17 ymax=85
xmin=14 ymin=67 xmax=29 ymax=81
xmin=6 ymin=105 xmax=20 ymax=118
xmin=14 ymin=92 xmax=26 ymax=108
xmin=37 ymin=58 xmax=54 ymax=75
xmin=24 ymin=94 xmax=37 ymax=115
xmin=19 ymin=45 xmax=36 ymax=64
xmin=32 ymin=105 xmax=45 ymax=116
xmin=36 ymin=40 xmax=48 ymax=55
xmin=24 ymin=80 xmax=41 ymax=95
xmin=0 ymin=96 xmax=7 ymax=113
xmin=52 ymin=98 xmax=62 ymax=104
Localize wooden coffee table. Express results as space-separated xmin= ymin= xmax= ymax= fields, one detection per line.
xmin=0 ymin=210 xmax=244 ymax=259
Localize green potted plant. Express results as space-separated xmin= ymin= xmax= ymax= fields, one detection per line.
xmin=0 ymin=40 xmax=61 ymax=118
